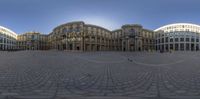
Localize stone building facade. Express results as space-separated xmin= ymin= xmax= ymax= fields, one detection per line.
xmin=1 ymin=21 xmax=199 ymax=52
xmin=48 ymin=21 xmax=155 ymax=51
xmin=17 ymin=32 xmax=49 ymax=50
xmin=49 ymin=22 xmax=112 ymax=51
xmin=120 ymin=24 xmax=154 ymax=51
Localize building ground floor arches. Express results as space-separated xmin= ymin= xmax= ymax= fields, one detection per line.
xmin=0 ymin=44 xmax=16 ymax=51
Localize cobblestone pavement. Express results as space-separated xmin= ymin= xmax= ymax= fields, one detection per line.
xmin=0 ymin=51 xmax=200 ymax=99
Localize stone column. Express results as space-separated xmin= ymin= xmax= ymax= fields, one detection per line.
xmin=189 ymin=36 xmax=191 ymax=51
xmin=89 ymin=36 xmax=92 ymax=51
xmin=66 ymin=40 xmax=68 ymax=50
xmin=173 ymin=37 xmax=175 ymax=51
xmin=178 ymin=37 xmax=180 ymax=51
xmin=127 ymin=39 xmax=129 ymax=51
xmin=95 ymin=36 xmax=97 ymax=51
xmin=194 ymin=33 xmax=197 ymax=51
xmin=73 ymin=41 xmax=75 ymax=50
xmin=164 ymin=35 xmax=166 ymax=52
xmin=199 ymin=40 xmax=200 ymax=51
xmin=184 ymin=36 xmax=186 ymax=51
xmin=122 ymin=40 xmax=124 ymax=51
xmin=84 ymin=37 xmax=86 ymax=51
xmin=134 ymin=38 xmax=136 ymax=51
xmin=80 ymin=37 xmax=83 ymax=51
xmin=100 ymin=37 xmax=102 ymax=51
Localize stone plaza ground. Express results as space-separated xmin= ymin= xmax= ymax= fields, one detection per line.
xmin=0 ymin=51 xmax=200 ymax=99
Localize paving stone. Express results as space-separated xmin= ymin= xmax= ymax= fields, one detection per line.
xmin=0 ymin=51 xmax=199 ymax=98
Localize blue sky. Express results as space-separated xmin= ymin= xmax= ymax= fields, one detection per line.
xmin=0 ymin=0 xmax=200 ymax=34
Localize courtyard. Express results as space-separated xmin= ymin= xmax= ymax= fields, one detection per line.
xmin=0 ymin=51 xmax=200 ymax=99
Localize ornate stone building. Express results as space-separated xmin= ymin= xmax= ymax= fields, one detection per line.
xmin=3 ymin=21 xmax=200 ymax=52
xmin=120 ymin=24 xmax=154 ymax=51
xmin=49 ymin=21 xmax=113 ymax=51
xmin=17 ymin=32 xmax=49 ymax=50
xmin=48 ymin=21 xmax=155 ymax=51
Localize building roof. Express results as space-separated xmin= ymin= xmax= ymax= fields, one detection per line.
xmin=0 ymin=26 xmax=17 ymax=36
xmin=155 ymin=23 xmax=200 ymax=32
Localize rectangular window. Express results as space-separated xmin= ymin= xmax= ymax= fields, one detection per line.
xmin=162 ymin=38 xmax=164 ymax=43
xmin=191 ymin=38 xmax=195 ymax=42
xmin=0 ymin=37 xmax=2 ymax=43
xmin=180 ymin=43 xmax=184 ymax=51
xmin=175 ymin=38 xmax=179 ymax=42
xmin=175 ymin=44 xmax=179 ymax=50
xmin=196 ymin=39 xmax=199 ymax=42
xmin=165 ymin=37 xmax=168 ymax=42
xmin=170 ymin=44 xmax=173 ymax=50
xmin=186 ymin=43 xmax=190 ymax=50
xmin=170 ymin=38 xmax=173 ymax=42
xmin=186 ymin=38 xmax=190 ymax=42
xmin=180 ymin=38 xmax=184 ymax=42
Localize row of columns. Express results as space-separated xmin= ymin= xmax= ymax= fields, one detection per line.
xmin=156 ymin=43 xmax=199 ymax=51
xmin=156 ymin=36 xmax=200 ymax=51
xmin=122 ymin=37 xmax=153 ymax=51
xmin=55 ymin=36 xmax=116 ymax=51
xmin=0 ymin=44 xmax=16 ymax=50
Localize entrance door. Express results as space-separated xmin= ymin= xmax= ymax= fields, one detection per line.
xmin=57 ymin=45 xmax=60 ymax=50
xmin=69 ymin=44 xmax=73 ymax=50
xmin=97 ymin=46 xmax=100 ymax=51
xmin=191 ymin=44 xmax=194 ymax=51
xmin=63 ymin=44 xmax=66 ymax=50
xmin=77 ymin=46 xmax=80 ymax=50
xmin=138 ymin=47 xmax=141 ymax=51
xmin=196 ymin=44 xmax=199 ymax=51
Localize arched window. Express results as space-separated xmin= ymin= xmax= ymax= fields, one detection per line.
xmin=62 ymin=28 xmax=67 ymax=33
